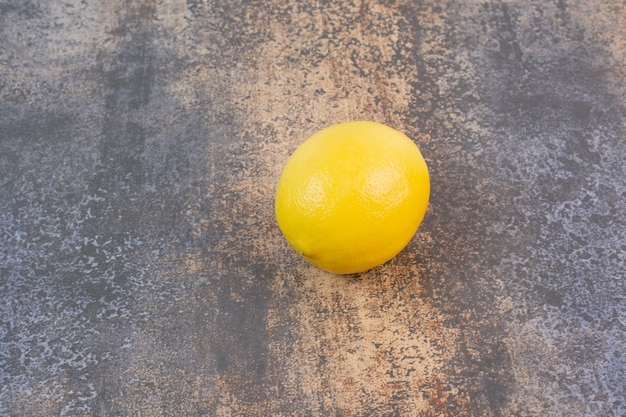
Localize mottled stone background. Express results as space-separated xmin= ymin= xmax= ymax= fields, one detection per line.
xmin=1 ymin=0 xmax=624 ymax=416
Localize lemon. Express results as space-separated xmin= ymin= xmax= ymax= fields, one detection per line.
xmin=275 ymin=121 xmax=430 ymax=274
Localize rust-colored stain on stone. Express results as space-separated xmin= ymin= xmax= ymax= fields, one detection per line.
xmin=1 ymin=0 xmax=625 ymax=416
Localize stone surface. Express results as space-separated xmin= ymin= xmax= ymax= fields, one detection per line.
xmin=1 ymin=0 xmax=624 ymax=416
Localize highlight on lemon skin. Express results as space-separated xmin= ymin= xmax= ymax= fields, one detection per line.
xmin=275 ymin=120 xmax=430 ymax=275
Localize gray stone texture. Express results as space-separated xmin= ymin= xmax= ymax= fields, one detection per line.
xmin=1 ymin=0 xmax=624 ymax=415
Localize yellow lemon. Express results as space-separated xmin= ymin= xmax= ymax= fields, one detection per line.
xmin=275 ymin=121 xmax=430 ymax=274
